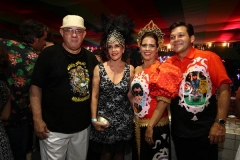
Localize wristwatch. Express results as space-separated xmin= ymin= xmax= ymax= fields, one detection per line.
xmin=215 ymin=118 xmax=226 ymax=125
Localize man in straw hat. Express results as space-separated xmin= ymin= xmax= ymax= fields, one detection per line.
xmin=30 ymin=15 xmax=98 ymax=160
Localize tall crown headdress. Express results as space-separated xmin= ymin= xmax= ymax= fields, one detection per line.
xmin=137 ymin=20 xmax=165 ymax=47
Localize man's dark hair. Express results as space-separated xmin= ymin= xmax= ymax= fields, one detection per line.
xmin=170 ymin=21 xmax=194 ymax=37
xmin=17 ymin=19 xmax=48 ymax=44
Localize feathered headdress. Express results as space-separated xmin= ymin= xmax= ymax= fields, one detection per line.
xmin=100 ymin=13 xmax=135 ymax=49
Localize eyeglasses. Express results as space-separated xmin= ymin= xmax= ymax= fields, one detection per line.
xmin=62 ymin=28 xmax=85 ymax=35
xmin=140 ymin=44 xmax=157 ymax=50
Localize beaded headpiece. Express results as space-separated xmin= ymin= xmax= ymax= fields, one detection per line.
xmin=137 ymin=20 xmax=165 ymax=47
xmin=107 ymin=30 xmax=125 ymax=46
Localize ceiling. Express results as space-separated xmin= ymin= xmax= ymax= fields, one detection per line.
xmin=0 ymin=0 xmax=240 ymax=47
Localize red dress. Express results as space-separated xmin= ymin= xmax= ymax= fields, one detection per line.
xmin=131 ymin=61 xmax=181 ymax=160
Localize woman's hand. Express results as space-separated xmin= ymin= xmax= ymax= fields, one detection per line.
xmin=145 ymin=126 xmax=154 ymax=145
xmin=92 ymin=121 xmax=108 ymax=132
xmin=145 ymin=100 xmax=169 ymax=145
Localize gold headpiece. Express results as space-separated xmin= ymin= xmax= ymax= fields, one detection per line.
xmin=107 ymin=30 xmax=125 ymax=46
xmin=137 ymin=20 xmax=164 ymax=47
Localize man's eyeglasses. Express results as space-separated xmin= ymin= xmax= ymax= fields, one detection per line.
xmin=62 ymin=28 xmax=85 ymax=35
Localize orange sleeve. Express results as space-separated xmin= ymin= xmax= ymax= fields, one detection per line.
xmin=149 ymin=62 xmax=182 ymax=102
xmin=207 ymin=51 xmax=232 ymax=88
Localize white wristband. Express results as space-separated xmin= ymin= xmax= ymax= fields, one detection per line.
xmin=91 ymin=118 xmax=97 ymax=122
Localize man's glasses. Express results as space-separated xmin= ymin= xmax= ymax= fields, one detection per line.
xmin=62 ymin=28 xmax=85 ymax=35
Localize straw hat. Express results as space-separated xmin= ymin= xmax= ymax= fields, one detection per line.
xmin=60 ymin=15 xmax=86 ymax=29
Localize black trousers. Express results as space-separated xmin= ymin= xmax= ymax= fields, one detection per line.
xmin=172 ymin=135 xmax=218 ymax=160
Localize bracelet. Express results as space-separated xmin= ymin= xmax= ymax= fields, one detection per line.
xmin=91 ymin=118 xmax=97 ymax=122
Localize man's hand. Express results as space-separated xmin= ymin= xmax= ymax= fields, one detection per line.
xmin=209 ymin=122 xmax=226 ymax=144
xmin=34 ymin=119 xmax=50 ymax=140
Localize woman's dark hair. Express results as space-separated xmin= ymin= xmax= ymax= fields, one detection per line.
xmin=0 ymin=44 xmax=9 ymax=73
xmin=17 ymin=19 xmax=48 ymax=44
xmin=169 ymin=21 xmax=194 ymax=36
xmin=139 ymin=32 xmax=159 ymax=48
xmin=93 ymin=49 xmax=108 ymax=62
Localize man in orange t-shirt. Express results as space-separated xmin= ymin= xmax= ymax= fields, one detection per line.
xmin=166 ymin=21 xmax=232 ymax=160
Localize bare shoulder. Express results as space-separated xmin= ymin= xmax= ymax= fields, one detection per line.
xmin=129 ymin=64 xmax=134 ymax=71
xmin=94 ymin=63 xmax=100 ymax=70
xmin=93 ymin=64 xmax=100 ymax=76
xmin=134 ymin=65 xmax=143 ymax=74
xmin=128 ymin=64 xmax=135 ymax=77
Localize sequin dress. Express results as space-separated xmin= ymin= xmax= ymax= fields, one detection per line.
xmin=0 ymin=80 xmax=14 ymax=160
xmin=90 ymin=63 xmax=134 ymax=153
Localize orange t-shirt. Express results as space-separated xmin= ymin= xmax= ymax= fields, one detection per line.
xmin=166 ymin=47 xmax=232 ymax=94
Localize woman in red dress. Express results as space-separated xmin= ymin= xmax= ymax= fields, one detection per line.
xmin=130 ymin=21 xmax=182 ymax=160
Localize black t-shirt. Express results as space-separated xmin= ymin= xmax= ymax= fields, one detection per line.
xmin=31 ymin=44 xmax=98 ymax=133
xmin=170 ymin=95 xmax=217 ymax=138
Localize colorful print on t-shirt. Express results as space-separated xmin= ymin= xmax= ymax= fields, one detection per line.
xmin=179 ymin=57 xmax=212 ymax=121
xmin=132 ymin=71 xmax=151 ymax=118
xmin=68 ymin=61 xmax=90 ymax=102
